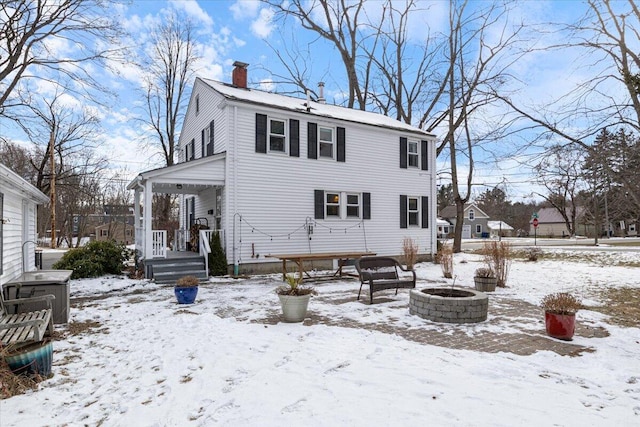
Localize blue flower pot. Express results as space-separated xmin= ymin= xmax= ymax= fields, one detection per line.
xmin=5 ymin=340 xmax=53 ymax=377
xmin=174 ymin=286 xmax=198 ymax=304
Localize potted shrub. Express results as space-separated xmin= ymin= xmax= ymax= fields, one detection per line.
xmin=275 ymin=274 xmax=316 ymax=322
xmin=473 ymin=267 xmax=497 ymax=292
xmin=174 ymin=275 xmax=200 ymax=304
xmin=541 ymin=292 xmax=581 ymax=341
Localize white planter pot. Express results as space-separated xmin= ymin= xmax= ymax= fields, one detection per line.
xmin=277 ymin=293 xmax=312 ymax=322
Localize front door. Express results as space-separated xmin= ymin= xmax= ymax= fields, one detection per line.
xmin=462 ymin=225 xmax=471 ymax=239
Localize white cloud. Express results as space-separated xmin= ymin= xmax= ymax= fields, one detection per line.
xmin=169 ymin=0 xmax=214 ymax=27
xmin=259 ymin=78 xmax=275 ymax=92
xmin=230 ymin=0 xmax=262 ymax=20
xmin=251 ymin=7 xmax=275 ymax=38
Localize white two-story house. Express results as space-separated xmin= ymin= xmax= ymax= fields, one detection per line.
xmin=128 ymin=62 xmax=437 ymax=276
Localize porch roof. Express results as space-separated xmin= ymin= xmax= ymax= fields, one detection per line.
xmin=127 ymin=153 xmax=225 ymax=194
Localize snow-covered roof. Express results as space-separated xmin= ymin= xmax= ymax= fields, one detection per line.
xmin=200 ymin=78 xmax=435 ymax=137
xmin=487 ymin=220 xmax=514 ymax=231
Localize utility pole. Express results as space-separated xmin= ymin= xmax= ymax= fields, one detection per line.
xmin=49 ymin=133 xmax=57 ymax=249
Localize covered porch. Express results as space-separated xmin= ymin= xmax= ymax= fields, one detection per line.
xmin=127 ymin=154 xmax=226 ymax=273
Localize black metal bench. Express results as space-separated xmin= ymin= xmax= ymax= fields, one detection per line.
xmin=355 ymin=256 xmax=416 ymax=304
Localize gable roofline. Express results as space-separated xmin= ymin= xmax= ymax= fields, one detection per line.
xmin=198 ymin=77 xmax=435 ymax=138
xmin=0 ymin=163 xmax=48 ymax=204
xmin=439 ymin=203 xmax=490 ymax=219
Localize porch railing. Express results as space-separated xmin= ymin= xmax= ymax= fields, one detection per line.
xmin=152 ymin=230 xmax=167 ymax=258
xmin=174 ymin=229 xmax=187 ymax=251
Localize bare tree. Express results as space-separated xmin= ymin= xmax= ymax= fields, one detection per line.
xmin=265 ymin=0 xmax=375 ymax=109
xmin=0 ymin=0 xmax=122 ymax=114
xmin=534 ymin=145 xmax=587 ymax=236
xmin=139 ymin=10 xmax=199 ymax=230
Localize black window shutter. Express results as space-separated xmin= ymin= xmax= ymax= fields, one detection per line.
xmin=400 ymin=195 xmax=407 ymax=228
xmin=201 ymin=129 xmax=205 ymax=157
xmin=314 ymin=190 xmax=324 ymax=219
xmin=308 ymin=122 xmax=318 ymax=159
xmin=290 ymin=119 xmax=300 ymax=157
xmin=337 ymin=127 xmax=346 ymax=162
xmin=207 ymin=120 xmax=214 ymax=156
xmin=421 ymin=140 xmax=428 ymax=170
xmin=400 ymin=137 xmax=407 ymax=169
xmin=421 ymin=196 xmax=429 ymax=229
xmin=363 ymin=192 xmax=371 ymax=220
xmin=190 ymin=139 xmax=195 ymax=160
xmin=256 ymin=113 xmax=267 ymax=153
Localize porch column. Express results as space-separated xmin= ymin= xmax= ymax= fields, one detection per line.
xmin=143 ymin=179 xmax=153 ymax=259
xmin=133 ymin=186 xmax=142 ymax=255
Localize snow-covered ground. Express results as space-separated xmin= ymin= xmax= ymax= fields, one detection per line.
xmin=2 ymin=248 xmax=639 ymax=426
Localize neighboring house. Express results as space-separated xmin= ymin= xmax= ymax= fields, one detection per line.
xmin=439 ymin=203 xmax=490 ymax=239
xmin=128 ymin=62 xmax=438 ymax=274
xmin=95 ymin=222 xmax=135 ymax=245
xmin=529 ymin=207 xmax=590 ymax=237
xmin=437 ymin=218 xmax=452 ymax=239
xmin=0 ymin=163 xmax=49 ymax=285
xmin=73 ymin=205 xmax=135 ymax=238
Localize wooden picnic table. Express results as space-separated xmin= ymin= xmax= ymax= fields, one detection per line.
xmin=266 ymin=251 xmax=376 ymax=282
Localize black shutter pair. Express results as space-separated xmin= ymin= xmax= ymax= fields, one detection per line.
xmin=399 ymin=195 xmax=429 ymax=229
xmin=308 ymin=123 xmax=346 ymax=162
xmin=399 ymin=137 xmax=429 ymax=170
xmin=256 ymin=113 xmax=299 ymax=156
xmin=314 ymin=190 xmax=370 ymax=219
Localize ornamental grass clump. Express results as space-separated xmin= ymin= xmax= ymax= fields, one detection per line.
xmin=437 ymin=244 xmax=453 ymax=279
xmin=482 ymin=240 xmax=512 ymax=287
xmin=402 ymin=237 xmax=419 ymax=269
xmin=176 ymin=275 xmax=200 ymax=287
xmin=541 ymin=292 xmax=582 ymax=315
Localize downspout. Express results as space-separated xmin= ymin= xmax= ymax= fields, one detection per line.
xmin=233 ymin=105 xmax=239 ymax=276
xmin=430 ymin=139 xmax=437 ymax=261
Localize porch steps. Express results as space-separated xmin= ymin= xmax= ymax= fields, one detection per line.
xmin=144 ymin=255 xmax=208 ymax=284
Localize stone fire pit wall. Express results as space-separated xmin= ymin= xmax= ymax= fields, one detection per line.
xmin=409 ymin=288 xmax=488 ymax=323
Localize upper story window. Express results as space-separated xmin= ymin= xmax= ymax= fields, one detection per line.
xmin=195 ymin=94 xmax=200 ymax=115
xmin=319 ymin=126 xmax=334 ymax=158
xmin=269 ymin=118 xmax=287 ymax=153
xmin=408 ymin=141 xmax=419 ymax=167
xmin=469 ymin=209 xmax=475 ymax=220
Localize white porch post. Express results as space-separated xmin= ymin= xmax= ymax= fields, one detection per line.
xmin=134 ymin=186 xmax=142 ymax=256
xmin=143 ymin=179 xmax=153 ymax=259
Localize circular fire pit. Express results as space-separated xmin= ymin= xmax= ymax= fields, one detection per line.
xmin=409 ymin=287 xmax=488 ymax=323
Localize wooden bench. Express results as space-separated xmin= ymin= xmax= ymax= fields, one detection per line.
xmin=0 ymin=294 xmax=55 ymax=349
xmin=355 ymin=256 xmax=416 ymax=304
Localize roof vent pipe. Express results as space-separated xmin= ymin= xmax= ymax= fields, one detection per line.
xmin=318 ymin=82 xmax=326 ymax=104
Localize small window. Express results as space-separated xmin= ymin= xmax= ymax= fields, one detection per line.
xmin=100 ymin=229 xmax=109 ymax=237
xmin=469 ymin=209 xmax=475 ymax=220
xmin=126 ymin=229 xmax=132 ymax=236
xmin=408 ymin=197 xmax=419 ymax=226
xmin=269 ymin=118 xmax=286 ymax=153
xmin=326 ymin=193 xmax=340 ymax=217
xmin=195 ymin=94 xmax=200 ymax=115
xmin=476 ymin=224 xmax=482 ymax=234
xmin=408 ymin=141 xmax=419 ymax=167
xmin=346 ymin=194 xmax=360 ymax=218
xmin=630 ymin=223 xmax=636 ymax=232
xmin=319 ymin=126 xmax=334 ymax=158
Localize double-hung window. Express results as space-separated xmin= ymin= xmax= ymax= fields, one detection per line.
xmin=326 ymin=192 xmax=340 ymax=217
xmin=469 ymin=209 xmax=475 ymax=220
xmin=408 ymin=141 xmax=419 ymax=167
xmin=269 ymin=118 xmax=286 ymax=153
xmin=346 ymin=194 xmax=360 ymax=218
xmin=316 ymin=190 xmax=369 ymax=220
xmin=319 ymin=126 xmax=334 ymax=158
xmin=408 ymin=197 xmax=420 ymax=226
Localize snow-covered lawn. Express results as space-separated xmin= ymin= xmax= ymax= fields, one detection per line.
xmin=2 ymin=249 xmax=639 ymax=426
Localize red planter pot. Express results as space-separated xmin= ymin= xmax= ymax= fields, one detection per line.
xmin=545 ymin=311 xmax=576 ymax=341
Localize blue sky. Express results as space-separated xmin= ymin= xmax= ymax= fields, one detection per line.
xmin=3 ymin=0 xmax=631 ymax=203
